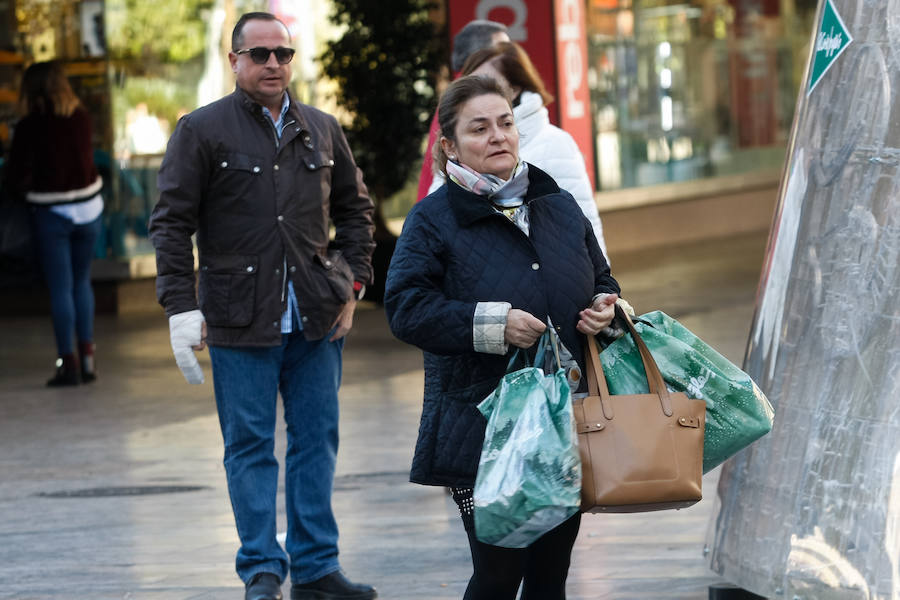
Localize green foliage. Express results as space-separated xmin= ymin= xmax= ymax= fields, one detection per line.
xmin=112 ymin=74 xmax=197 ymax=134
xmin=106 ymin=0 xmax=215 ymax=63
xmin=319 ymin=0 xmax=444 ymax=202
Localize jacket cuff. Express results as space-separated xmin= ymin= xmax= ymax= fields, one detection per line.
xmin=473 ymin=302 xmax=511 ymax=355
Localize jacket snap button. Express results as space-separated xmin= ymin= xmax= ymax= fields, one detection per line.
xmin=328 ymin=159 xmax=334 ymax=166
xmin=531 ymin=262 xmax=540 ymax=270
xmin=246 ymin=266 xmax=253 ymax=272
xmin=252 ymin=166 xmax=261 ymax=173
xmin=301 ymin=316 xmax=308 ymax=322
xmin=273 ymin=321 xmax=278 ymax=328
xmin=289 ymin=266 xmax=296 ymax=273
xmin=325 ymin=261 xmax=331 ymax=267
xmin=308 ymin=162 xmax=315 ymax=169
xmin=277 ymin=215 xmax=284 ymax=222
xmin=220 ymin=161 xmax=228 ymax=168
xmin=274 ymin=164 xmax=279 ymax=171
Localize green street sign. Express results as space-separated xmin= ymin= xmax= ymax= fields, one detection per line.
xmin=808 ymin=0 xmax=853 ymax=95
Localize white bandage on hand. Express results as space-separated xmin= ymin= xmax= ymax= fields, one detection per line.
xmin=168 ymin=309 xmax=206 ymax=384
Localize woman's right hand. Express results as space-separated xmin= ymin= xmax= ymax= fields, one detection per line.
xmin=505 ymin=309 xmax=547 ymax=348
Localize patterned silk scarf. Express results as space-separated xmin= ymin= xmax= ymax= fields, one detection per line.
xmin=446 ymin=160 xmax=530 ymax=208
xmin=446 ymin=160 xmax=531 ymax=233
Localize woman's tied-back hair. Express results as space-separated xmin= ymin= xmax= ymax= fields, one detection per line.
xmin=433 ymin=75 xmax=510 ymax=177
xmin=461 ymin=41 xmax=554 ymax=107
xmin=20 ymin=61 xmax=81 ymax=118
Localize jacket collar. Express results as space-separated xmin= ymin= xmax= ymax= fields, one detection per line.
xmin=233 ymin=86 xmax=310 ymax=132
xmin=513 ymin=91 xmax=548 ymax=144
xmin=448 ymin=163 xmax=561 ymax=227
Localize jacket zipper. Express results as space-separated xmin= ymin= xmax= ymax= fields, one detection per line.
xmin=264 ymin=117 xmax=286 ymax=303
xmin=273 ymin=118 xmax=297 ymax=307
xmin=265 ymin=116 xmax=279 ymax=150
xmin=281 ymin=256 xmax=288 ymax=303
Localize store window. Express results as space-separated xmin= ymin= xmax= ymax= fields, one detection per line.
xmin=1 ymin=0 xmax=111 ymax=179
xmin=2 ymin=0 xmax=329 ymax=261
xmin=586 ymin=0 xmax=818 ymax=192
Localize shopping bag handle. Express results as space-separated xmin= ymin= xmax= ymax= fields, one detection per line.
xmin=583 ymin=305 xmax=674 ymax=417
xmin=505 ymin=322 xmax=562 ymax=374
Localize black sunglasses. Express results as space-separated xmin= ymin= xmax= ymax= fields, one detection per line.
xmin=234 ymin=46 xmax=295 ymax=65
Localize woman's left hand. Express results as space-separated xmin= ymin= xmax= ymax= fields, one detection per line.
xmin=576 ymin=293 xmax=618 ymax=335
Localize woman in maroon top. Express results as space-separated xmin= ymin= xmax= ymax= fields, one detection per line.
xmin=6 ymin=61 xmax=104 ymax=386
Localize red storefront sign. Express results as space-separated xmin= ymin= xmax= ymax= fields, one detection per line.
xmin=448 ymin=0 xmax=557 ymax=120
xmin=447 ymin=0 xmax=596 ymax=187
xmin=553 ymin=0 xmax=595 ymax=187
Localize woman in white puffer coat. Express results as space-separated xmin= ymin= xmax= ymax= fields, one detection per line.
xmin=427 ymin=41 xmax=608 ymax=259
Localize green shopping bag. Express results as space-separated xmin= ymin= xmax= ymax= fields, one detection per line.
xmin=600 ymin=311 xmax=774 ymax=473
xmin=473 ymin=329 xmax=581 ymax=548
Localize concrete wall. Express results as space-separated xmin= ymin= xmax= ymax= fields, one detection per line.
xmin=599 ymin=171 xmax=780 ymax=257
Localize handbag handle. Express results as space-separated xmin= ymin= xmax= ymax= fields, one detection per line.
xmin=584 ymin=304 xmax=674 ymax=417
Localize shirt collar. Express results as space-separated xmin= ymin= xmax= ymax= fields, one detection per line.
xmin=262 ymin=93 xmax=291 ymax=133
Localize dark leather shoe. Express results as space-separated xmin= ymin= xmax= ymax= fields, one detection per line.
xmin=47 ymin=355 xmax=80 ymax=387
xmin=290 ymin=571 xmax=377 ymax=599
xmin=245 ymin=572 xmax=283 ymax=600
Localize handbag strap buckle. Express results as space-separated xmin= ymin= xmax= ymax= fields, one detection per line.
xmin=677 ymin=415 xmax=701 ymax=428
xmin=577 ymin=422 xmax=605 ymax=433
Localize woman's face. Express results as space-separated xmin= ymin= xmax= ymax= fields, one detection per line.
xmin=442 ymin=93 xmax=519 ymax=179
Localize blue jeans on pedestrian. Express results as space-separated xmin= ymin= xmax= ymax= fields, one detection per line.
xmin=209 ymin=330 xmax=345 ymax=585
xmin=30 ymin=207 xmax=101 ymax=356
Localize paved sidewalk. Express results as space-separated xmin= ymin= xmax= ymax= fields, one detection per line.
xmin=0 ymin=232 xmax=768 ymax=600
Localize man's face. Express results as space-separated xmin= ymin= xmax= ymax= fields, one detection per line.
xmin=229 ymin=19 xmax=292 ymax=110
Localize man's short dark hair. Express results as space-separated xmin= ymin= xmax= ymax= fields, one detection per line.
xmin=232 ymin=12 xmax=291 ymax=51
xmin=451 ymin=20 xmax=508 ymax=73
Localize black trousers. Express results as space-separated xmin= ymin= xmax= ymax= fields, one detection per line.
xmin=462 ymin=512 xmax=581 ymax=600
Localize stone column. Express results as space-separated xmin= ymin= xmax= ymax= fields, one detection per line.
xmin=707 ymin=0 xmax=900 ymax=598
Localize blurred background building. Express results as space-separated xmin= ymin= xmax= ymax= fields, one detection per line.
xmin=0 ymin=0 xmax=819 ymax=307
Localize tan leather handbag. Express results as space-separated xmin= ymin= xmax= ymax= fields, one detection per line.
xmin=574 ymin=307 xmax=706 ymax=513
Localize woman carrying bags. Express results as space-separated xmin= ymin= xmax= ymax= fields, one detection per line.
xmin=384 ymin=75 xmax=620 ymax=600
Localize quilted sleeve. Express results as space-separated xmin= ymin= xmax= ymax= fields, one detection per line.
xmin=582 ymin=199 xmax=620 ymax=297
xmin=384 ymin=203 xmax=479 ymax=355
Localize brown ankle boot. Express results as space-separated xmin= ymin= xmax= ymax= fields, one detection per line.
xmin=78 ymin=342 xmax=96 ymax=383
xmin=47 ymin=354 xmax=80 ymax=387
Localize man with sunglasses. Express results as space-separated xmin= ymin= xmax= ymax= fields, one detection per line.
xmin=149 ymin=11 xmax=376 ymax=600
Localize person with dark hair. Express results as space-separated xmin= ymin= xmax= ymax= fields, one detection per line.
xmin=385 ymin=75 xmax=620 ymax=600
xmin=430 ymin=41 xmax=609 ymax=258
xmin=416 ymin=20 xmax=509 ymax=201
xmin=4 ymin=60 xmax=103 ymax=386
xmin=149 ymin=12 xmax=376 ymax=600
xmin=450 ymin=19 xmax=510 ymax=73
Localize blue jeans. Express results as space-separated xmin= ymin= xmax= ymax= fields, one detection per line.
xmin=30 ymin=207 xmax=101 ymax=356
xmin=209 ymin=330 xmax=345 ymax=585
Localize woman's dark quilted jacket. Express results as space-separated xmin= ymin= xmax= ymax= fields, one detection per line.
xmin=384 ymin=165 xmax=619 ymax=487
